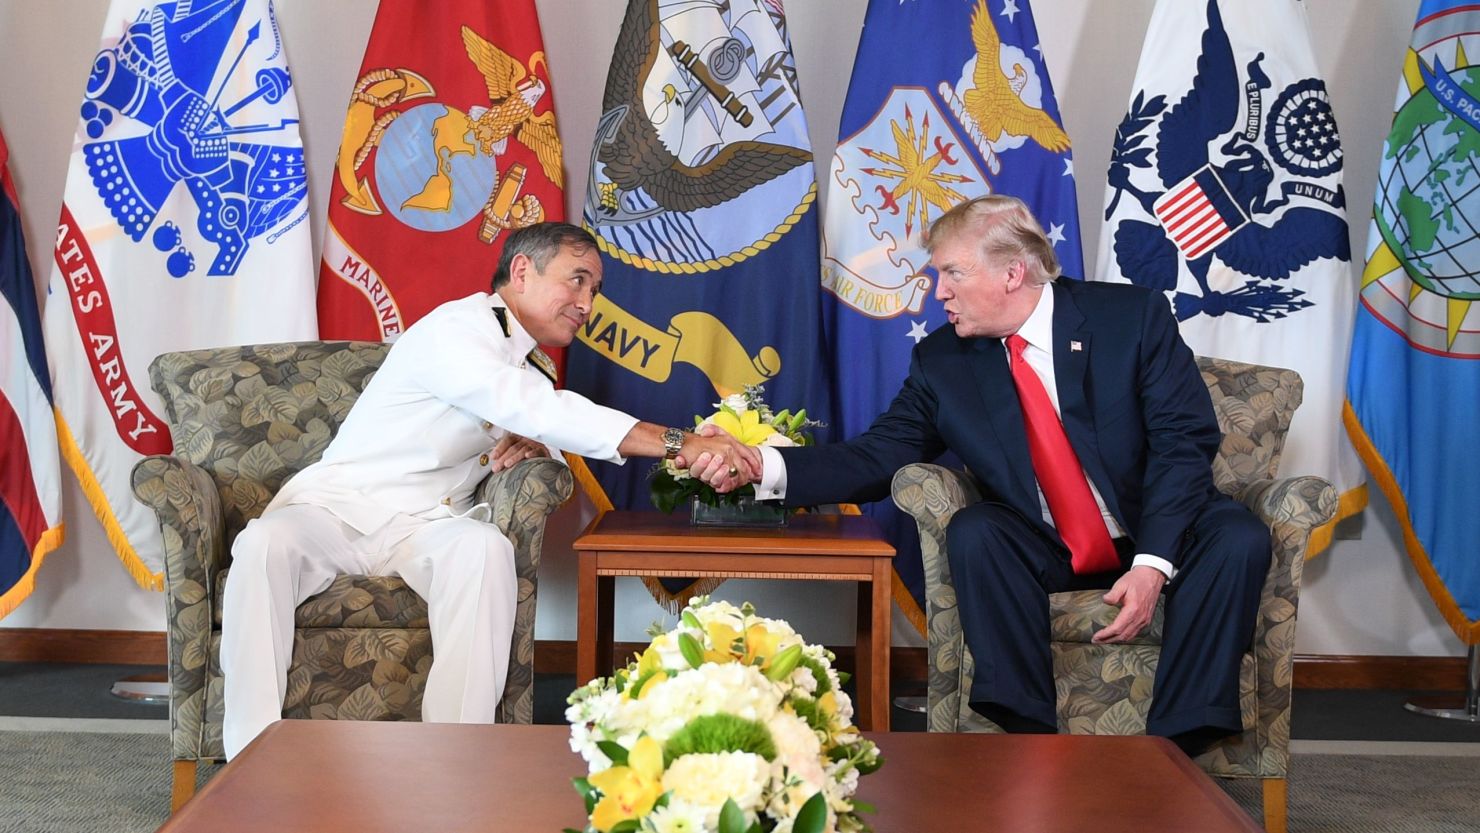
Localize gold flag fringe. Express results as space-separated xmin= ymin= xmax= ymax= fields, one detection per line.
xmin=54 ymin=411 xmax=163 ymax=591
xmin=0 ymin=523 xmax=64 ymax=619
xmin=1344 ymin=401 xmax=1480 ymax=645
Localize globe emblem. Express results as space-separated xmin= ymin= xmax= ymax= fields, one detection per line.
xmin=374 ymin=103 xmax=498 ymax=233
xmin=1375 ymin=65 xmax=1480 ymax=302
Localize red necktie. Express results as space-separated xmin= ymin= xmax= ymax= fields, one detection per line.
xmin=1006 ymin=334 xmax=1119 ymax=574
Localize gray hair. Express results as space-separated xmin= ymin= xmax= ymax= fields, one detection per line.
xmin=923 ymin=195 xmax=1060 ymax=285
xmin=490 ymin=222 xmax=599 ymax=290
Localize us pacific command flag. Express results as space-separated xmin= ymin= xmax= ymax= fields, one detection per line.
xmin=317 ymin=0 xmax=565 ymax=347
xmin=1347 ymin=0 xmax=1480 ymax=643
xmin=822 ymin=0 xmax=1083 ymax=631
xmin=1097 ymin=0 xmax=1364 ymax=554
xmin=42 ymin=0 xmax=316 ymax=587
xmin=564 ymin=0 xmax=834 ymax=608
xmin=1 ymin=126 xmax=64 ymax=618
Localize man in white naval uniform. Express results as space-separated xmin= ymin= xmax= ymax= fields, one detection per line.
xmin=221 ymin=223 xmax=759 ymax=758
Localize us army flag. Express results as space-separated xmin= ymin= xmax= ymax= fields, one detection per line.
xmin=1097 ymin=0 xmax=1364 ymax=553
xmin=317 ymin=0 xmax=565 ymax=342
xmin=822 ymin=0 xmax=1083 ymax=632
xmin=564 ymin=0 xmax=834 ymax=608
xmin=43 ymin=0 xmax=315 ymax=586
xmin=1347 ymin=0 xmax=1480 ymax=643
xmin=1 ymin=127 xmax=64 ymax=618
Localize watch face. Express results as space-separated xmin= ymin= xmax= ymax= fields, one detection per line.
xmin=663 ymin=427 xmax=684 ymax=456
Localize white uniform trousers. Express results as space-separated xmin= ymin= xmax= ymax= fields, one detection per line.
xmin=220 ymin=503 xmax=517 ymax=759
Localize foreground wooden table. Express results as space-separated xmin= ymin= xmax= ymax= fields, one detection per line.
xmin=159 ymin=722 xmax=1264 ymax=832
xmin=573 ymin=510 xmax=896 ymax=729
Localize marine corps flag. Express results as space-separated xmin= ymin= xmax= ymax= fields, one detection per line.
xmin=822 ymin=0 xmax=1083 ymax=630
xmin=1097 ymin=0 xmax=1365 ymax=553
xmin=1347 ymin=0 xmax=1480 ymax=643
xmin=317 ymin=0 xmax=565 ymax=342
xmin=42 ymin=0 xmax=316 ymax=586
xmin=565 ymin=0 xmax=834 ymax=607
xmin=1 ymin=127 xmax=64 ymax=617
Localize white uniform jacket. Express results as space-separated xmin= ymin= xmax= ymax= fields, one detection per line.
xmin=268 ymin=293 xmax=637 ymax=533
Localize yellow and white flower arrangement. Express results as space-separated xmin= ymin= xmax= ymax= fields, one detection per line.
xmin=565 ymin=597 xmax=883 ymax=833
xmin=650 ymin=386 xmax=821 ymax=514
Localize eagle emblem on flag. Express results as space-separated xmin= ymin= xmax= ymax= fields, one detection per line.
xmin=1103 ymin=0 xmax=1349 ymax=322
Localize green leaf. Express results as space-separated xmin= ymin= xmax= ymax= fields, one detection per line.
xmin=718 ymin=799 xmax=748 ymax=833
xmin=610 ymin=820 xmax=641 ymax=833
xmin=681 ymin=609 xmax=702 ymax=630
xmin=771 ymin=408 xmax=791 ymax=425
xmin=678 ymin=632 xmax=705 ymax=669
xmin=851 ymin=800 xmax=876 ymax=814
xmin=694 ymin=414 xmax=705 ymax=428
xmin=596 ymin=740 xmax=629 ymax=767
xmin=572 ymin=777 xmax=598 ymax=814
xmin=629 ymin=668 xmax=659 ymax=698
xmin=764 ymin=643 xmax=804 ymax=682
xmin=836 ymin=670 xmax=852 ymax=688
xmin=793 ymin=792 xmax=827 ymax=833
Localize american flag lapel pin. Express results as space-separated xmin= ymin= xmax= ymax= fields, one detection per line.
xmin=1070 ymin=340 xmax=1083 ymax=352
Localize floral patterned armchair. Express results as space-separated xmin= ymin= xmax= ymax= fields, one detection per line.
xmin=130 ymin=342 xmax=573 ymax=810
xmin=890 ymin=356 xmax=1337 ymax=833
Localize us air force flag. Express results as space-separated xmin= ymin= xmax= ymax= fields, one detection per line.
xmin=1347 ymin=0 xmax=1480 ymax=643
xmin=822 ymin=0 xmax=1082 ymax=629
xmin=565 ymin=0 xmax=833 ymax=608
xmin=42 ymin=0 xmax=316 ymax=586
xmin=1097 ymin=0 xmax=1363 ymax=553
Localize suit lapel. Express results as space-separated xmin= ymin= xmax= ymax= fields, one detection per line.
xmin=1051 ymin=283 xmax=1126 ymax=526
xmin=966 ymin=337 xmax=1040 ymax=504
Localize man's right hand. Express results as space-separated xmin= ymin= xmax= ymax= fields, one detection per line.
xmin=677 ymin=424 xmax=761 ymax=492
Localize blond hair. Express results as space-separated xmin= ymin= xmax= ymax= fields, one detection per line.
xmin=924 ymin=195 xmax=1060 ymax=285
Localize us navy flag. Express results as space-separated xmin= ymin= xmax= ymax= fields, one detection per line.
xmin=42 ymin=0 xmax=316 ymax=586
xmin=564 ymin=0 xmax=834 ymax=608
xmin=822 ymin=0 xmax=1083 ymax=627
xmin=1097 ymin=0 xmax=1364 ymax=552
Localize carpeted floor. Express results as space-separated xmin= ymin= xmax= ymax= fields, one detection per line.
xmin=1 ymin=728 xmax=1477 ymax=833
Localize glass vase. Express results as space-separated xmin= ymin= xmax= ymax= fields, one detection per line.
xmin=688 ymin=495 xmax=788 ymax=527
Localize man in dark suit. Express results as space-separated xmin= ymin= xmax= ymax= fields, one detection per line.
xmin=696 ymin=195 xmax=1270 ymax=751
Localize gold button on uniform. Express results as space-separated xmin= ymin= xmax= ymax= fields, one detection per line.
xmin=479 ymin=453 xmax=490 ymax=466
xmin=482 ymin=421 xmax=493 ymax=430
xmin=440 ymin=497 xmax=451 ymax=506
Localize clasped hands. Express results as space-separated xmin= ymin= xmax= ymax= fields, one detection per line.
xmin=673 ymin=424 xmax=762 ymax=493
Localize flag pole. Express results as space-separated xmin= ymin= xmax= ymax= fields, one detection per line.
xmin=1404 ymin=645 xmax=1480 ymax=723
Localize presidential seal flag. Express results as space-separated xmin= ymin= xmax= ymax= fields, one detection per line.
xmin=42 ymin=0 xmax=315 ymax=586
xmin=1347 ymin=0 xmax=1480 ymax=643
xmin=822 ymin=0 xmax=1083 ymax=630
xmin=1097 ymin=0 xmax=1364 ymax=553
xmin=565 ymin=0 xmax=834 ymax=607
xmin=1 ymin=127 xmax=64 ymax=617
xmin=316 ymin=0 xmax=565 ymax=344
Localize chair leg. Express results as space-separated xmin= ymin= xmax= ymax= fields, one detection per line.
xmin=1262 ymin=777 xmax=1287 ymax=833
xmin=171 ymin=760 xmax=198 ymax=812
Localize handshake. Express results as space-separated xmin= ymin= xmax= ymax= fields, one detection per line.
xmin=673 ymin=424 xmax=764 ymax=493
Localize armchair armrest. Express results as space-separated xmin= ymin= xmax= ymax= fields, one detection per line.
xmin=474 ymin=456 xmax=572 ymax=725
xmin=476 ymin=456 xmax=574 ymax=567
xmin=1230 ymin=474 xmax=1336 ymax=772
xmin=131 ymin=455 xmax=225 ymax=758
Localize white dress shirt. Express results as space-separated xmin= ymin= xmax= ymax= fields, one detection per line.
xmin=758 ymin=286 xmax=1176 ymax=579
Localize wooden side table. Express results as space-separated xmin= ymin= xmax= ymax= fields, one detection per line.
xmin=573 ymin=510 xmax=897 ymax=730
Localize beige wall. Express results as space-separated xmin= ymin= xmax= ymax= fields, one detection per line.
xmin=0 ymin=0 xmax=1460 ymax=656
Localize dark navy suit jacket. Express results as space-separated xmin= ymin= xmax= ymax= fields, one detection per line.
xmin=779 ymin=280 xmax=1224 ymax=566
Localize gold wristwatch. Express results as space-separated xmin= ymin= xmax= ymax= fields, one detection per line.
xmin=661 ymin=427 xmax=686 ymax=459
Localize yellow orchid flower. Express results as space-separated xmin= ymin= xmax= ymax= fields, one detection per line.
xmin=707 ymin=408 xmax=777 ymax=446
xmin=588 ymin=735 xmax=665 ymax=832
